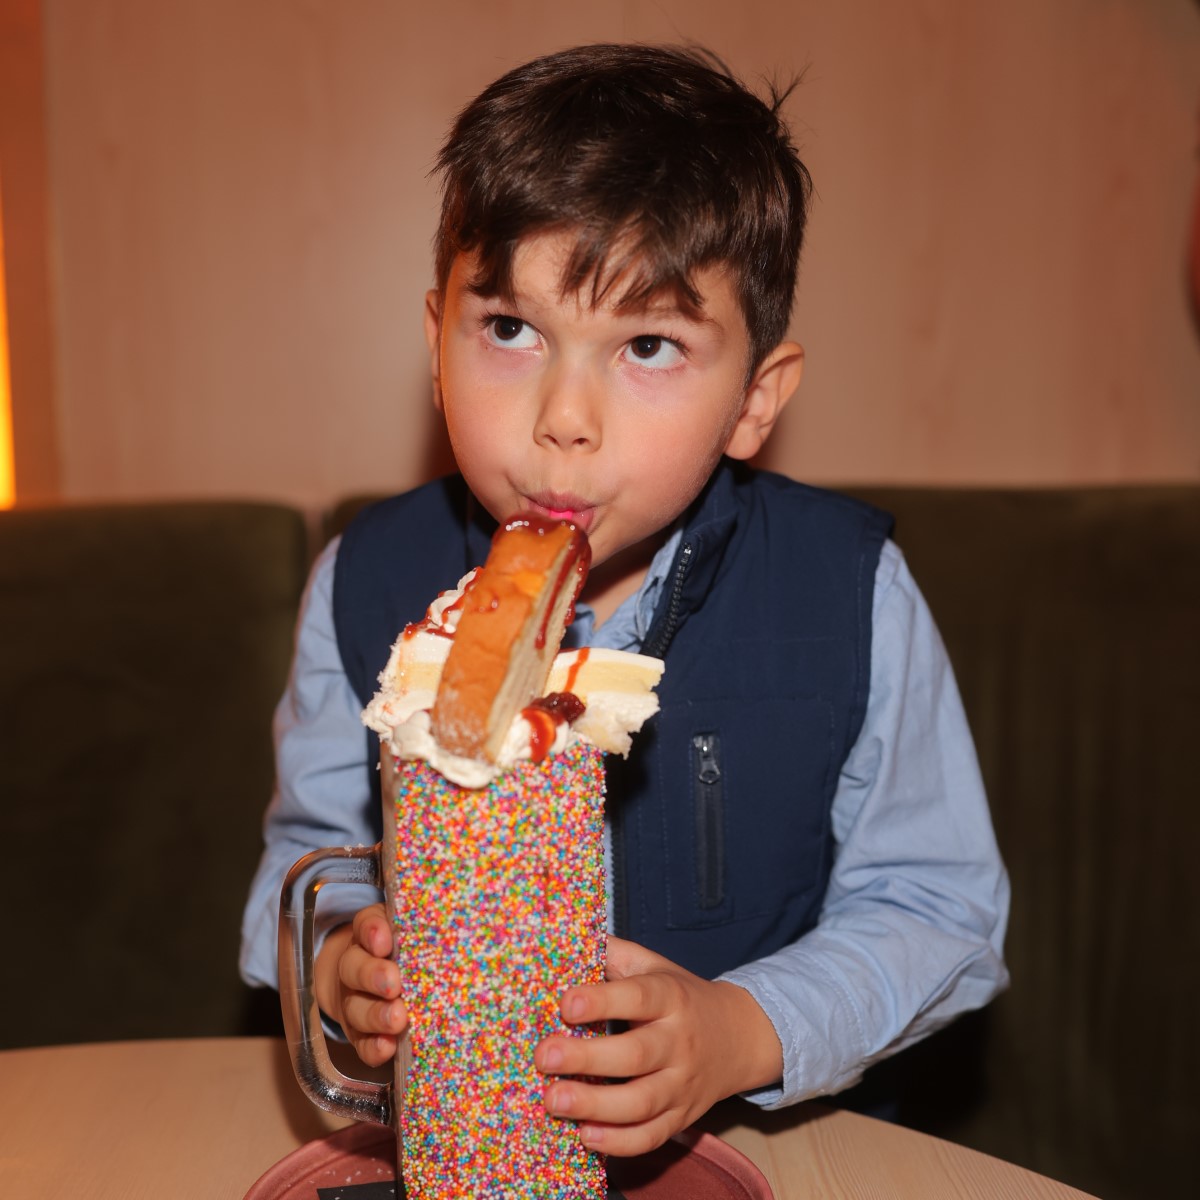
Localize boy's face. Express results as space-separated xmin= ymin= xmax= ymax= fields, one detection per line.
xmin=425 ymin=231 xmax=801 ymax=592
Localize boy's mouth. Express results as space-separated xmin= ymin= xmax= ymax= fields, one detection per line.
xmin=523 ymin=492 xmax=596 ymax=531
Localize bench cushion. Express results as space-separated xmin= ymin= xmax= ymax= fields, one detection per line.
xmin=0 ymin=502 xmax=309 ymax=1047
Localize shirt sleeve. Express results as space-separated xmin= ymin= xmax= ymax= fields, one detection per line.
xmin=239 ymin=537 xmax=383 ymax=991
xmin=718 ymin=539 xmax=1011 ymax=1108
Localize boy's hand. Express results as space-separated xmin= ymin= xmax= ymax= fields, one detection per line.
xmin=534 ymin=937 xmax=783 ymax=1156
xmin=314 ymin=903 xmax=408 ymax=1067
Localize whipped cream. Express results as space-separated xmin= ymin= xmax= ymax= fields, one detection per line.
xmin=362 ymin=572 xmax=664 ymax=789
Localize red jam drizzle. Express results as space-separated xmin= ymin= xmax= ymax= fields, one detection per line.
xmin=563 ymin=646 xmax=590 ymax=694
xmin=534 ymin=544 xmax=590 ymax=650
xmin=402 ymin=580 xmax=475 ymax=640
xmin=524 ymin=707 xmax=558 ymax=762
xmin=521 ymin=692 xmax=587 ymax=762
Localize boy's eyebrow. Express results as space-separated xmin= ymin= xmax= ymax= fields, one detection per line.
xmin=465 ymin=279 xmax=723 ymax=330
xmin=624 ymin=295 xmax=720 ymax=326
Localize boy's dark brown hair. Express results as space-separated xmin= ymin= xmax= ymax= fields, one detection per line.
xmin=433 ymin=43 xmax=813 ymax=373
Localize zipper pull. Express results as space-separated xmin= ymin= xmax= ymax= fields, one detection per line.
xmin=690 ymin=732 xmax=725 ymax=910
xmin=693 ymin=734 xmax=722 ymax=784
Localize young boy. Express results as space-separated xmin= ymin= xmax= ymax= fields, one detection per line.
xmin=241 ymin=43 xmax=1009 ymax=1157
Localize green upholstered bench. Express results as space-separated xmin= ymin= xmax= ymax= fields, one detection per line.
xmin=3 ymin=485 xmax=1194 ymax=1200
xmin=846 ymin=486 xmax=1200 ymax=1200
xmin=0 ymin=501 xmax=309 ymax=1049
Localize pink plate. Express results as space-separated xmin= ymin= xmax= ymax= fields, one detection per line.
xmin=243 ymin=1122 xmax=773 ymax=1199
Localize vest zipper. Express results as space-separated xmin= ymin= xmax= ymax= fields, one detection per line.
xmin=611 ymin=538 xmax=695 ymax=939
xmin=691 ymin=732 xmax=725 ymax=909
xmin=643 ymin=540 xmax=694 ymax=658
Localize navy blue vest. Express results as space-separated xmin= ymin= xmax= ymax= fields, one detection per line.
xmin=333 ymin=461 xmax=891 ymax=981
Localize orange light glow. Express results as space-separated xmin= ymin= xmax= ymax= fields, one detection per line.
xmin=0 ymin=180 xmax=13 ymax=509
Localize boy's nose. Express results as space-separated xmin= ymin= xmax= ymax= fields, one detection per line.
xmin=532 ymin=371 xmax=602 ymax=452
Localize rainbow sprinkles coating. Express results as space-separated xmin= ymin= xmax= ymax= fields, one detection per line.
xmin=387 ymin=745 xmax=609 ymax=1199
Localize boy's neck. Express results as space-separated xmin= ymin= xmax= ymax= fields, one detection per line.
xmin=580 ymin=530 xmax=668 ymax=629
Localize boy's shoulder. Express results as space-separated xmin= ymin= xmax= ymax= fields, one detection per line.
xmin=338 ymin=474 xmax=493 ymax=564
xmin=753 ymin=466 xmax=886 ymax=509
xmin=699 ymin=461 xmax=895 ymax=542
xmin=650 ymin=462 xmax=894 ymax=657
xmin=343 ymin=473 xmax=471 ymax=533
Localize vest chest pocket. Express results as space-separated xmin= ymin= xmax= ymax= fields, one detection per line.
xmin=657 ymin=695 xmax=839 ymax=931
xmin=690 ymin=732 xmax=726 ymax=910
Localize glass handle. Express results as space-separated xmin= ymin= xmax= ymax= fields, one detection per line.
xmin=278 ymin=843 xmax=392 ymax=1128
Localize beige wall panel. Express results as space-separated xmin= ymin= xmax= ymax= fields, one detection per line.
xmin=1 ymin=0 xmax=60 ymax=500
xmin=40 ymin=0 xmax=1200 ymax=507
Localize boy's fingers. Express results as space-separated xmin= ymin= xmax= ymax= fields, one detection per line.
xmin=543 ymin=1075 xmax=673 ymax=1136
xmin=536 ymin=1026 xmax=666 ymax=1081
xmin=351 ymin=904 xmax=394 ymax=958
xmin=560 ymin=973 xmax=679 ymax=1026
xmin=576 ymin=1114 xmax=680 ymax=1159
xmin=339 ymin=942 xmax=403 ymax=999
xmin=340 ymin=991 xmax=409 ymax=1039
xmin=603 ymin=936 xmax=672 ymax=979
xmin=350 ymin=1031 xmax=401 ymax=1069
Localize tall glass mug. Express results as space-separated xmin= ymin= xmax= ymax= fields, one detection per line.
xmin=279 ymin=742 xmax=609 ymax=1198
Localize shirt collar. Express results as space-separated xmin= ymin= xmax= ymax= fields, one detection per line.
xmin=566 ymin=527 xmax=683 ymax=652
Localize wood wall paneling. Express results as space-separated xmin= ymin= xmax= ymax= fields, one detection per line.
xmin=16 ymin=0 xmax=1200 ymax=507
xmin=1 ymin=0 xmax=60 ymax=502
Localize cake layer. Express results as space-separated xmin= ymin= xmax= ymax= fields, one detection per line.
xmin=545 ymin=647 xmax=665 ymax=756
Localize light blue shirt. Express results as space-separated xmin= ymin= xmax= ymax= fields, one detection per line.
xmin=241 ymin=532 xmax=1009 ymax=1108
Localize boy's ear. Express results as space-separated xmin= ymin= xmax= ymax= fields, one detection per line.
xmin=423 ymin=288 xmax=444 ymax=411
xmin=723 ymin=340 xmax=804 ymax=461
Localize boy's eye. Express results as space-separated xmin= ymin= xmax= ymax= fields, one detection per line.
xmin=484 ymin=315 xmax=539 ymax=349
xmin=624 ymin=335 xmax=684 ymax=369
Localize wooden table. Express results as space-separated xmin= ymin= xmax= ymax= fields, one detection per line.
xmin=0 ymin=1038 xmax=1096 ymax=1199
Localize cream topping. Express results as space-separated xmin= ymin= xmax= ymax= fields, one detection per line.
xmin=362 ymin=572 xmax=664 ymax=789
